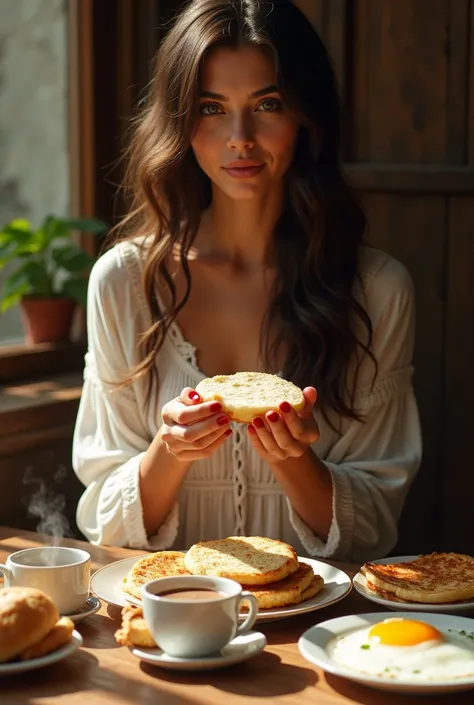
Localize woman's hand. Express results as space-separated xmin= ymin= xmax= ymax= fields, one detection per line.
xmin=247 ymin=387 xmax=320 ymax=462
xmin=160 ymin=387 xmax=232 ymax=461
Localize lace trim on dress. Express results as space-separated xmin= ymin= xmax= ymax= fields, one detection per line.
xmin=231 ymin=424 xmax=247 ymax=535
xmin=122 ymin=240 xmax=201 ymax=373
xmin=167 ymin=320 xmax=200 ymax=370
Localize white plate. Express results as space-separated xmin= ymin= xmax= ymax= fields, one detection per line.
xmin=131 ymin=630 xmax=266 ymax=671
xmin=63 ymin=596 xmax=101 ymax=624
xmin=91 ymin=555 xmax=352 ymax=622
xmin=299 ymin=612 xmax=474 ymax=694
xmin=353 ymin=555 xmax=474 ymax=614
xmin=0 ymin=631 xmax=83 ymax=676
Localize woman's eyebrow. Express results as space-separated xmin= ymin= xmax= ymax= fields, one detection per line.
xmin=199 ymin=84 xmax=279 ymax=101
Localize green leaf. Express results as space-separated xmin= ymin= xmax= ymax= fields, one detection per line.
xmin=41 ymin=214 xmax=70 ymax=246
xmin=62 ymin=277 xmax=88 ymax=306
xmin=9 ymin=219 xmax=31 ymax=231
xmin=0 ymin=242 xmax=21 ymax=267
xmin=0 ymin=225 xmax=34 ymax=246
xmin=52 ymin=246 xmax=94 ymax=272
xmin=0 ymin=283 xmax=30 ymax=312
xmin=60 ymin=217 xmax=108 ymax=235
xmin=4 ymin=260 xmax=52 ymax=297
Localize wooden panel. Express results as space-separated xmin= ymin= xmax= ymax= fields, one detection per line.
xmin=469 ymin=0 xmax=474 ymax=163
xmin=0 ymin=342 xmax=86 ymax=383
xmin=0 ymin=441 xmax=84 ymax=537
xmin=353 ymin=0 xmax=470 ymax=164
xmin=67 ymin=0 xmax=97 ymax=257
xmin=345 ymin=164 xmax=474 ymax=193
xmin=442 ymin=198 xmax=474 ymax=552
xmin=362 ymin=194 xmax=446 ymax=553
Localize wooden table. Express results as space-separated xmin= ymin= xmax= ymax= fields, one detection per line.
xmin=1 ymin=527 xmax=472 ymax=705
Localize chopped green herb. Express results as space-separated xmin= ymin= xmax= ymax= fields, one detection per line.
xmin=360 ymin=644 xmax=370 ymax=650
xmin=384 ymin=668 xmax=390 ymax=672
xmin=413 ymin=670 xmax=421 ymax=674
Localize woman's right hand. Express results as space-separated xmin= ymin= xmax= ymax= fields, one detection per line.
xmin=159 ymin=387 xmax=232 ymax=461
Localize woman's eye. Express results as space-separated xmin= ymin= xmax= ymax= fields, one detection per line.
xmin=200 ymin=103 xmax=223 ymax=116
xmin=256 ymin=98 xmax=282 ymax=112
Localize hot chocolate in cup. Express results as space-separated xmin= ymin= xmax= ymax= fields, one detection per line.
xmin=0 ymin=546 xmax=91 ymax=614
xmin=141 ymin=575 xmax=259 ymax=659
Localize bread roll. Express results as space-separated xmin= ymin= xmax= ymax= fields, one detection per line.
xmin=195 ymin=372 xmax=305 ymax=423
xmin=0 ymin=587 xmax=59 ymax=663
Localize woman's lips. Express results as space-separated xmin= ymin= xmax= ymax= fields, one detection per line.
xmin=223 ymin=164 xmax=265 ymax=179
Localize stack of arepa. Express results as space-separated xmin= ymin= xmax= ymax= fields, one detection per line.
xmin=122 ymin=536 xmax=323 ymax=610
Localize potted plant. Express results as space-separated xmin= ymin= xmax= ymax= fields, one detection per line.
xmin=0 ymin=214 xmax=108 ymax=344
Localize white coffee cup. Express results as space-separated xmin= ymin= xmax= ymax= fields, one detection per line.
xmin=141 ymin=575 xmax=259 ymax=658
xmin=0 ymin=546 xmax=91 ymax=615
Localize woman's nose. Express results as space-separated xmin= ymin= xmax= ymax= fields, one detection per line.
xmin=227 ymin=115 xmax=255 ymax=150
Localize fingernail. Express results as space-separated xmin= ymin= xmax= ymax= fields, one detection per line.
xmin=268 ymin=411 xmax=279 ymax=423
xmin=279 ymin=401 xmax=291 ymax=414
xmin=248 ymin=425 xmax=256 ymax=434
xmin=217 ymin=415 xmax=229 ymax=426
xmin=253 ymin=417 xmax=264 ymax=428
xmin=225 ymin=428 xmax=232 ymax=437
xmin=189 ymin=391 xmax=200 ymax=401
xmin=210 ymin=402 xmax=222 ymax=412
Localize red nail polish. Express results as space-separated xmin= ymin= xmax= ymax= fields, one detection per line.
xmin=248 ymin=425 xmax=256 ymax=434
xmin=268 ymin=411 xmax=279 ymax=423
xmin=225 ymin=428 xmax=232 ymax=437
xmin=279 ymin=401 xmax=291 ymax=414
xmin=217 ymin=415 xmax=229 ymax=426
xmin=253 ymin=417 xmax=264 ymax=428
xmin=189 ymin=391 xmax=200 ymax=401
xmin=210 ymin=402 xmax=222 ymax=412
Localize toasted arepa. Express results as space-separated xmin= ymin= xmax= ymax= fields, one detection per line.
xmin=361 ymin=552 xmax=474 ymax=604
xmin=122 ymin=551 xmax=189 ymax=601
xmin=240 ymin=561 xmax=314 ymax=609
xmin=299 ymin=573 xmax=324 ymax=601
xmin=185 ymin=536 xmax=299 ymax=585
xmin=195 ymin=372 xmax=305 ymax=423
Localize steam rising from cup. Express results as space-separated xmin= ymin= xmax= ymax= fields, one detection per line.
xmin=23 ymin=466 xmax=72 ymax=564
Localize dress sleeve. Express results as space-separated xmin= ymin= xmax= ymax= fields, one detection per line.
xmin=72 ymin=248 xmax=179 ymax=549
xmin=288 ymin=256 xmax=422 ymax=562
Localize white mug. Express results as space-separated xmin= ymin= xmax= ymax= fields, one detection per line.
xmin=0 ymin=546 xmax=91 ymax=615
xmin=141 ymin=575 xmax=259 ymax=658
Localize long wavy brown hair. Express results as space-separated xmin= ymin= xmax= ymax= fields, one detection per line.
xmin=113 ymin=0 xmax=375 ymax=420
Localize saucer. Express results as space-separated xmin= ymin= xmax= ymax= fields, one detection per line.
xmin=63 ymin=596 xmax=101 ymax=624
xmin=130 ymin=630 xmax=267 ymax=671
xmin=0 ymin=631 xmax=83 ymax=676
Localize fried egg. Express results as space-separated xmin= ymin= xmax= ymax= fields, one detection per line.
xmin=329 ymin=618 xmax=474 ymax=681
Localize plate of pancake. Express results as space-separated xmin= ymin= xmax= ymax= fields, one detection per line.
xmin=353 ymin=553 xmax=474 ymax=615
xmin=91 ymin=536 xmax=352 ymax=621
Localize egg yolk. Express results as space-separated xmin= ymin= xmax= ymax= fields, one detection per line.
xmin=368 ymin=619 xmax=443 ymax=646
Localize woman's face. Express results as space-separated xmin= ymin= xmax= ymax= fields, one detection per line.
xmin=191 ymin=45 xmax=300 ymax=201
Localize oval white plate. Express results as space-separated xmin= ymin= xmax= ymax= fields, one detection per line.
xmin=0 ymin=631 xmax=83 ymax=676
xmin=91 ymin=555 xmax=352 ymax=622
xmin=299 ymin=612 xmax=474 ymax=694
xmin=131 ymin=630 xmax=266 ymax=671
xmin=353 ymin=555 xmax=474 ymax=614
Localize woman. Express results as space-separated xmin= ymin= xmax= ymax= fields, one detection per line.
xmin=73 ymin=0 xmax=421 ymax=561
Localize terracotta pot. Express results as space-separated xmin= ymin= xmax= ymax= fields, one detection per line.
xmin=20 ymin=297 xmax=77 ymax=344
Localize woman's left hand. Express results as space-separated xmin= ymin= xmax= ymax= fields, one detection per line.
xmin=247 ymin=387 xmax=320 ymax=462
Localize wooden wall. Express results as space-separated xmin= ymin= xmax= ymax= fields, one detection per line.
xmin=297 ymin=0 xmax=474 ymax=554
